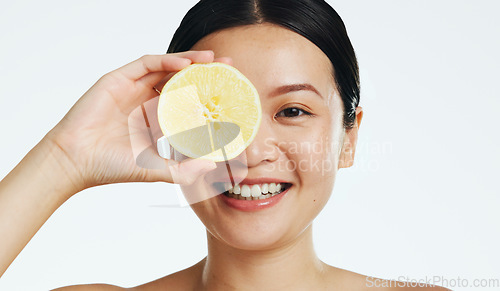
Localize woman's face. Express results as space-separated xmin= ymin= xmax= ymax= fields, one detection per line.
xmin=181 ymin=23 xmax=354 ymax=250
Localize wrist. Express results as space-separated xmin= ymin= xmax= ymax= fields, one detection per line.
xmin=30 ymin=134 xmax=86 ymax=199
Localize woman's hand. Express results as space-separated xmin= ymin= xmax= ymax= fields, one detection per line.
xmin=0 ymin=51 xmax=233 ymax=277
xmin=46 ymin=51 xmax=226 ymax=192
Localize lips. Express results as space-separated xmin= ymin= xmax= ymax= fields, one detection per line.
xmin=212 ymin=178 xmax=293 ymax=212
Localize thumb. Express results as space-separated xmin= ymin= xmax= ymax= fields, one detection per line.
xmin=134 ymin=144 xmax=216 ymax=184
xmin=165 ymin=157 xmax=217 ymax=185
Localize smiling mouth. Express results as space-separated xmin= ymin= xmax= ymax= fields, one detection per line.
xmin=212 ymin=182 xmax=292 ymax=201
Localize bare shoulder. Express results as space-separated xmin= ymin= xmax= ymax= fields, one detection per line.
xmin=323 ymin=265 xmax=451 ymax=291
xmin=51 ymin=269 xmax=196 ymax=291
xmin=52 ymin=259 xmax=204 ymax=291
xmin=52 ymin=284 xmax=127 ymax=291
xmin=130 ymin=259 xmax=204 ymax=291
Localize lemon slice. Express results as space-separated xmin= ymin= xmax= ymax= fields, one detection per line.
xmin=157 ymin=63 xmax=261 ymax=162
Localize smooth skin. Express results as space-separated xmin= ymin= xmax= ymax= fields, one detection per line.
xmin=0 ymin=24 xmax=448 ymax=290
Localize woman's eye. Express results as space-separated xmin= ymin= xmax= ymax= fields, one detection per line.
xmin=276 ymin=107 xmax=312 ymax=118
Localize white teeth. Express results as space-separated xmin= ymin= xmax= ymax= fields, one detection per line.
xmin=251 ymin=185 xmax=261 ymax=197
xmin=220 ymin=182 xmax=289 ymax=200
xmin=241 ymin=185 xmax=251 ymax=197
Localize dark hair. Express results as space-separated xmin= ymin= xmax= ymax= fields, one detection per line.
xmin=168 ymin=0 xmax=360 ymax=128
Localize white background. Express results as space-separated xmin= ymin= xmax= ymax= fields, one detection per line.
xmin=1 ymin=1 xmax=499 ymax=290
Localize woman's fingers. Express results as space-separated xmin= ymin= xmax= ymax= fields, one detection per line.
xmin=166 ymin=158 xmax=217 ymax=185
xmin=116 ymin=55 xmax=190 ymax=81
xmin=151 ymin=72 xmax=177 ymax=93
xmin=137 ymin=150 xmax=216 ymax=185
xmin=114 ymin=51 xmax=215 ymax=81
xmin=138 ymin=55 xmax=234 ymax=98
xmin=132 ymin=136 xmax=216 ymax=185
xmin=150 ymin=56 xmax=234 ymax=90
xmin=176 ymin=50 xmax=216 ymax=64
xmin=215 ymin=57 xmax=233 ymax=66
xmin=137 ymin=71 xmax=171 ymax=93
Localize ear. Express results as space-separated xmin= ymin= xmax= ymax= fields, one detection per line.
xmin=338 ymin=106 xmax=363 ymax=169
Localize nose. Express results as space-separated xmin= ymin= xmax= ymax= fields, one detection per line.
xmin=244 ymin=119 xmax=280 ymax=168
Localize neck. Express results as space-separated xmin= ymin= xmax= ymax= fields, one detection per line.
xmin=195 ymin=224 xmax=328 ymax=290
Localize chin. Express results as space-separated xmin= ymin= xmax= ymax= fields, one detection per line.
xmin=211 ymin=222 xmax=298 ymax=251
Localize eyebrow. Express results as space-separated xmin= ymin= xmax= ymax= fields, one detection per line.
xmin=269 ymin=83 xmax=323 ymax=99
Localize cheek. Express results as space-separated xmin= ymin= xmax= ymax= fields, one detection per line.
xmin=277 ymin=116 xmax=344 ymax=211
xmin=280 ymin=127 xmax=341 ymax=183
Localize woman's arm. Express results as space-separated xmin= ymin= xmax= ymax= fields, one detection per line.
xmin=0 ymin=51 xmax=222 ymax=278
xmin=0 ymin=137 xmax=81 ymax=277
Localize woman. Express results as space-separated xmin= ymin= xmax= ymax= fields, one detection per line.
xmin=0 ymin=0 xmax=448 ymax=290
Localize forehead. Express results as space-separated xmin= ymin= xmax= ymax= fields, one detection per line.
xmin=191 ymin=23 xmax=335 ymax=98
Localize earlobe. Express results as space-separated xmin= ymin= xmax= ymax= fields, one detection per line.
xmin=338 ymin=106 xmax=363 ymax=169
xmin=355 ymin=106 xmax=363 ymax=129
xmin=338 ymin=142 xmax=354 ymax=169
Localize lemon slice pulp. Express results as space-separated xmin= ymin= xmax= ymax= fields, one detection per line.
xmin=157 ymin=63 xmax=261 ymax=162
